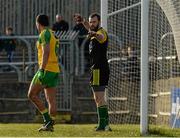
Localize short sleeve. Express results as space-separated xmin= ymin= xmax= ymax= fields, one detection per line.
xmin=96 ymin=29 xmax=107 ymax=44
xmin=40 ymin=30 xmax=51 ymax=46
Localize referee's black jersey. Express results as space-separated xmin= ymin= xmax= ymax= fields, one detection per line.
xmin=89 ymin=27 xmax=109 ymax=69
xmin=89 ymin=27 xmax=110 ymax=86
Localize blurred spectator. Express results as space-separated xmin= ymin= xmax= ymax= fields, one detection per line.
xmin=127 ymin=45 xmax=140 ymax=80
xmin=2 ymin=27 xmax=16 ymax=72
xmin=121 ymin=44 xmax=140 ymax=81
xmin=127 ymin=45 xmax=137 ymax=58
xmin=52 ymin=14 xmax=69 ymax=32
xmin=52 ymin=14 xmax=69 ymax=69
xmin=121 ymin=47 xmax=128 ymax=58
xmin=4 ymin=27 xmax=16 ymax=63
xmin=73 ymin=13 xmax=81 ymax=20
xmin=73 ymin=14 xmax=88 ymax=46
xmin=73 ymin=14 xmax=90 ymax=71
xmin=73 ymin=13 xmax=90 ymax=31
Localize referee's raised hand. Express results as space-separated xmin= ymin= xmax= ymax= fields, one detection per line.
xmin=88 ymin=31 xmax=97 ymax=37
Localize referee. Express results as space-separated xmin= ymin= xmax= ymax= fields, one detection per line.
xmin=88 ymin=13 xmax=112 ymax=131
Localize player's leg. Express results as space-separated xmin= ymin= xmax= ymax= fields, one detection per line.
xmin=28 ymin=83 xmax=52 ymax=127
xmin=91 ymin=68 xmax=111 ymax=131
xmin=38 ymin=71 xmax=59 ymax=131
xmin=44 ymin=71 xmax=59 ymax=120
xmin=28 ymin=71 xmax=52 ymax=131
xmin=92 ymin=87 xmax=111 ymax=131
xmin=28 ymin=83 xmax=44 ymax=112
xmin=44 ymin=87 xmax=57 ymax=121
xmin=5 ymin=51 xmax=13 ymax=71
xmin=9 ymin=51 xmax=14 ymax=62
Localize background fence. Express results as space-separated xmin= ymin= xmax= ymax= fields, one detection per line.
xmin=0 ymin=30 xmax=80 ymax=111
xmin=0 ymin=0 xmax=100 ymax=35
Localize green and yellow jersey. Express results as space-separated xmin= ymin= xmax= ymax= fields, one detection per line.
xmin=37 ymin=28 xmax=60 ymax=73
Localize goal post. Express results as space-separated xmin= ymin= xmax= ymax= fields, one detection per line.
xmin=140 ymin=0 xmax=150 ymax=135
xmin=101 ymin=0 xmax=180 ymax=135
xmin=101 ymin=0 xmax=150 ymax=135
xmin=101 ymin=0 xmax=108 ymax=30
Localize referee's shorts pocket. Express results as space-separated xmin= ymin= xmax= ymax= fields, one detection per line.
xmin=92 ymin=69 xmax=100 ymax=85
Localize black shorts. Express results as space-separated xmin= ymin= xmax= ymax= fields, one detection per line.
xmin=90 ymin=68 xmax=109 ymax=86
xmin=91 ymin=85 xmax=107 ymax=92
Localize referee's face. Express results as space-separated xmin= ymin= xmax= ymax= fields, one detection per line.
xmin=89 ymin=16 xmax=100 ymax=31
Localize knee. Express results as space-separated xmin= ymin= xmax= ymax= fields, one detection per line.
xmin=47 ymin=99 xmax=56 ymax=108
xmin=94 ymin=95 xmax=98 ymax=104
xmin=94 ymin=96 xmax=106 ymax=106
xmin=27 ymin=92 xmax=31 ymax=100
xmin=27 ymin=91 xmax=36 ymax=101
xmin=50 ymin=107 xmax=56 ymax=114
xmin=94 ymin=96 xmax=101 ymax=105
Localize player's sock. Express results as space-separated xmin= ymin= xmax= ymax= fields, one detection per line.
xmin=104 ymin=106 xmax=109 ymax=126
xmin=50 ymin=115 xmax=56 ymax=125
xmin=97 ymin=105 xmax=108 ymax=128
xmin=41 ymin=109 xmax=51 ymax=123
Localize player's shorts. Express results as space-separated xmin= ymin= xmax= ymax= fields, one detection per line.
xmin=90 ymin=68 xmax=109 ymax=92
xmin=32 ymin=70 xmax=59 ymax=88
xmin=91 ymin=85 xmax=107 ymax=92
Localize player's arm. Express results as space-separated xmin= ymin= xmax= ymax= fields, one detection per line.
xmin=40 ymin=31 xmax=51 ymax=70
xmin=40 ymin=43 xmax=50 ymax=70
xmin=88 ymin=30 xmax=107 ymax=43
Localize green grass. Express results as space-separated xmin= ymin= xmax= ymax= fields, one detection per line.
xmin=0 ymin=123 xmax=180 ymax=137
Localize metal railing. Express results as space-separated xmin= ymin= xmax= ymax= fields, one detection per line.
xmin=0 ymin=31 xmax=79 ymax=111
xmin=0 ymin=0 xmax=100 ymax=35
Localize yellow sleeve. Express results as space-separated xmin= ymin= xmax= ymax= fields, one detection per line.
xmin=40 ymin=30 xmax=51 ymax=46
xmin=96 ymin=29 xmax=107 ymax=44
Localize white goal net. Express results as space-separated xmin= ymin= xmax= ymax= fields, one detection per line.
xmin=106 ymin=0 xmax=180 ymax=127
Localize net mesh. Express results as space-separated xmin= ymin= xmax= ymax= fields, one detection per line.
xmin=107 ymin=0 xmax=141 ymax=124
xmin=107 ymin=0 xmax=180 ymax=126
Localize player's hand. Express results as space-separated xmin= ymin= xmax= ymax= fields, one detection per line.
xmin=82 ymin=18 xmax=87 ymax=25
xmin=88 ymin=31 xmax=97 ymax=37
xmin=38 ymin=69 xmax=45 ymax=82
xmin=82 ymin=18 xmax=90 ymax=28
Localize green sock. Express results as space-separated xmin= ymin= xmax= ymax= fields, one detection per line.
xmin=41 ymin=109 xmax=51 ymax=123
xmin=97 ymin=105 xmax=109 ymax=128
xmin=105 ymin=108 xmax=109 ymax=126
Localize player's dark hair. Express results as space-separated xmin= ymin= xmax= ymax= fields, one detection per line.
xmin=89 ymin=13 xmax=101 ymax=21
xmin=36 ymin=14 xmax=49 ymax=26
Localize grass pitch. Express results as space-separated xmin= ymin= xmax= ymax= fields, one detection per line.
xmin=0 ymin=123 xmax=180 ymax=137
